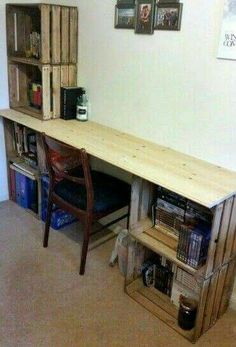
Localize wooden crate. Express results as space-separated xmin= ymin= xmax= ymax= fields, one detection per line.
xmin=6 ymin=4 xmax=78 ymax=64
xmin=125 ymin=175 xmax=236 ymax=343
xmin=8 ymin=61 xmax=77 ymax=120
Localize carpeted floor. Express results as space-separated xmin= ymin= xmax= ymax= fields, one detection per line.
xmin=0 ymin=200 xmax=236 ymax=347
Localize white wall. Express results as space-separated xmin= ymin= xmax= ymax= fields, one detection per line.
xmin=78 ymin=0 xmax=236 ymax=172
xmin=78 ymin=0 xmax=236 ymax=304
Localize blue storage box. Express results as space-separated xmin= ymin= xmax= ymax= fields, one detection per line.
xmin=41 ymin=174 xmax=77 ymax=230
xmin=15 ymin=171 xmax=38 ymax=213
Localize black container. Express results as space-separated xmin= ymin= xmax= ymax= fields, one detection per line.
xmin=178 ymin=296 xmax=197 ymax=330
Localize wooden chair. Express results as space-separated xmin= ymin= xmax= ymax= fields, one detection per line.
xmin=41 ymin=134 xmax=130 ymax=275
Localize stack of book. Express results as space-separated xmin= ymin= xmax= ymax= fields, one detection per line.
xmin=177 ymin=223 xmax=211 ymax=269
xmin=9 ymin=163 xmax=38 ymax=213
xmin=154 ymin=258 xmax=174 ymax=296
xmin=28 ymin=82 xmax=42 ymax=110
xmin=141 ymin=253 xmax=200 ymax=306
xmin=13 ymin=123 xmax=38 ymax=167
xmin=142 ymin=255 xmax=176 ymax=297
xmin=154 ymin=187 xmax=187 ymax=237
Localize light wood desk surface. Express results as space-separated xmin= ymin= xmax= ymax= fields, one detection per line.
xmin=1 ymin=108 xmax=236 ymax=208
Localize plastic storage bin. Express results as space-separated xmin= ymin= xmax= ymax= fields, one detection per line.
xmin=41 ymin=174 xmax=77 ymax=230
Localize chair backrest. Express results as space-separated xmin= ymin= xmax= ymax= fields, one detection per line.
xmin=41 ymin=133 xmax=94 ymax=212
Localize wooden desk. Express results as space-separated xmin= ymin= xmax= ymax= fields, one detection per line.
xmin=1 ymin=108 xmax=236 ymax=343
xmin=1 ymin=108 xmax=236 ymax=208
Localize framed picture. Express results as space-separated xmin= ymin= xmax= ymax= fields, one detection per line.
xmin=135 ymin=0 xmax=155 ymax=35
xmin=117 ymin=0 xmax=135 ymax=4
xmin=115 ymin=4 xmax=135 ymax=29
xmin=154 ymin=3 xmax=183 ymax=31
xmin=218 ymin=0 xmax=236 ymax=60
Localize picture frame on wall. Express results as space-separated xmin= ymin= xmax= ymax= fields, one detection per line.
xmin=135 ymin=0 xmax=155 ymax=34
xmin=115 ymin=4 xmax=135 ymax=29
xmin=154 ymin=3 xmax=183 ymax=31
xmin=117 ymin=0 xmax=135 ymax=4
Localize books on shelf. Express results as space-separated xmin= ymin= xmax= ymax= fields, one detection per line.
xmin=141 ymin=254 xmax=200 ymax=308
xmin=11 ymin=166 xmax=38 ymax=213
xmin=28 ymin=82 xmax=42 ymax=110
xmin=154 ymin=187 xmax=187 ymax=237
xmin=12 ymin=123 xmax=38 ymax=167
xmin=142 ymin=255 xmax=175 ymax=297
xmin=151 ymin=185 xmax=213 ymax=270
xmin=177 ymin=223 xmax=211 ymax=269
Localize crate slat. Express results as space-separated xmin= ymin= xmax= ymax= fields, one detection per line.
xmin=8 ymin=64 xmax=19 ymax=107
xmin=51 ymin=6 xmax=61 ymax=65
xmin=202 ymin=272 xmax=219 ymax=333
xmin=52 ymin=66 xmax=61 ymax=119
xmin=68 ymin=65 xmax=77 ymax=86
xmin=205 ymin=203 xmax=224 ymax=277
xmin=214 ymin=197 xmax=234 ymax=269
xmin=218 ymin=259 xmax=236 ymax=317
xmin=61 ymin=7 xmax=70 ymax=63
xmin=42 ymin=65 xmax=51 ymax=120
xmin=224 ymin=196 xmax=236 ymax=263
xmin=210 ymin=264 xmax=228 ymax=326
xmin=61 ymin=65 xmax=69 ymax=87
xmin=41 ymin=4 xmax=50 ymax=64
xmin=194 ymin=278 xmax=210 ymax=340
xmin=69 ymin=7 xmax=78 ymax=64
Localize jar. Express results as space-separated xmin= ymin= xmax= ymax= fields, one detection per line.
xmin=178 ymin=296 xmax=197 ymax=330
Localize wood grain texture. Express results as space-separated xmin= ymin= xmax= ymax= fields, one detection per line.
xmin=218 ymin=259 xmax=236 ymax=317
xmin=214 ymin=197 xmax=234 ymax=270
xmin=194 ymin=278 xmax=210 ymax=340
xmin=1 ymin=109 xmax=236 ymax=208
xmin=210 ymin=264 xmax=228 ymax=326
xmin=51 ymin=6 xmax=61 ymax=65
xmin=42 ymin=66 xmax=51 ymax=120
xmin=69 ymin=8 xmax=78 ymax=64
xmin=68 ymin=65 xmax=77 ymax=86
xmin=61 ymin=7 xmax=70 ymax=63
xmin=224 ymin=197 xmax=236 ymax=262
xmin=202 ymin=272 xmax=219 ymax=333
xmin=60 ymin=65 xmax=69 ymax=87
xmin=52 ymin=66 xmax=61 ymax=119
xmin=205 ymin=203 xmax=224 ymax=277
xmin=40 ymin=4 xmax=50 ymax=63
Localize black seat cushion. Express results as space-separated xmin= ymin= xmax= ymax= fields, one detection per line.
xmin=54 ymin=169 xmax=130 ymax=214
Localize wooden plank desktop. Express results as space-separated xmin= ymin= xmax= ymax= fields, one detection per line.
xmin=1 ymin=108 xmax=236 ymax=208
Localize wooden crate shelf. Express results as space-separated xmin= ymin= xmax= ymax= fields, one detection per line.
xmin=6 ymin=4 xmax=78 ymax=64
xmin=126 ymin=278 xmax=195 ymax=342
xmin=130 ymin=229 xmax=206 ymax=278
xmin=6 ymin=3 xmax=78 ymax=121
xmin=8 ymin=61 xmax=77 ymax=120
xmin=126 ymin=175 xmax=236 ymax=343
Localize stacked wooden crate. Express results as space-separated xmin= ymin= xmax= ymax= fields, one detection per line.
xmin=125 ymin=177 xmax=236 ymax=343
xmin=6 ymin=4 xmax=78 ymax=120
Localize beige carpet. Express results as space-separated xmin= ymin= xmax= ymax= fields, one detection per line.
xmin=0 ymin=200 xmax=236 ymax=347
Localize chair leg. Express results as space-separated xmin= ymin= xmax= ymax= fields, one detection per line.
xmin=79 ymin=220 xmax=92 ymax=275
xmin=43 ymin=198 xmax=53 ymax=248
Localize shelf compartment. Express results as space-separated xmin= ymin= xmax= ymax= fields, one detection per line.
xmin=126 ymin=278 xmax=195 ymax=342
xmin=8 ymin=62 xmax=77 ymax=120
xmin=6 ymin=4 xmax=78 ymax=64
xmin=130 ymin=228 xmax=206 ymax=278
